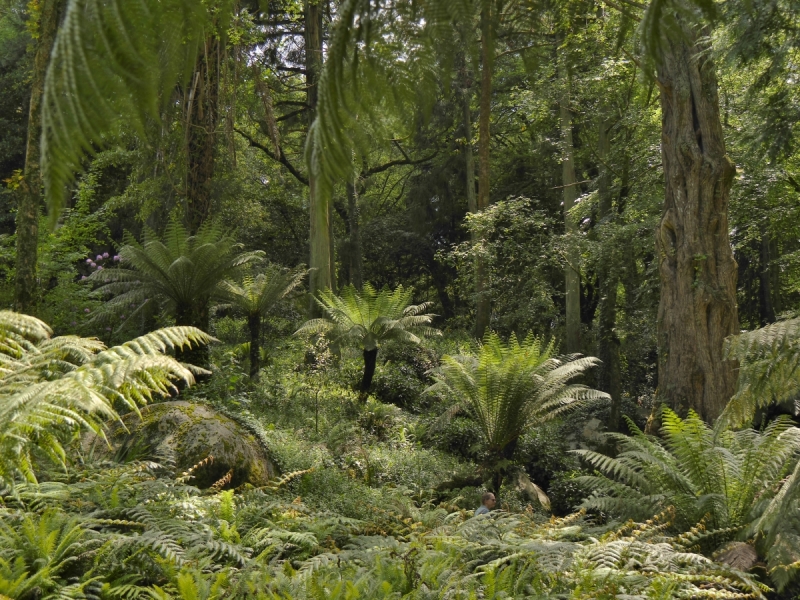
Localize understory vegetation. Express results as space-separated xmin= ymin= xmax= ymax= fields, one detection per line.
xmin=2 ymin=0 xmax=800 ymax=597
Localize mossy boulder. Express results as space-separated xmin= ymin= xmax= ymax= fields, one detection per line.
xmin=86 ymin=401 xmax=277 ymax=489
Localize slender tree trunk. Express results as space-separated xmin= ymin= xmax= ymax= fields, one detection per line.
xmin=559 ymin=62 xmax=581 ymax=354
xmin=361 ymin=348 xmax=378 ymax=393
xmin=347 ymin=180 xmax=363 ymax=290
xmin=15 ymin=0 xmax=62 ymax=313
xmin=655 ymin=25 xmax=739 ymax=423
xmin=596 ymin=113 xmax=623 ymax=430
xmin=305 ymin=0 xmax=333 ymax=309
xmin=474 ymin=1 xmax=493 ymax=340
xmin=248 ymin=313 xmax=261 ymax=379
xmin=462 ymin=74 xmax=477 ymax=215
xmin=758 ymin=231 xmax=776 ymax=325
xmin=186 ymin=36 xmax=219 ymax=232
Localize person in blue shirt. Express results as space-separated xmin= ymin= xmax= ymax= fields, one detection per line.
xmin=474 ymin=492 xmax=496 ymax=515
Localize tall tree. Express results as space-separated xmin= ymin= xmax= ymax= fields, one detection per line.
xmin=14 ymin=0 xmax=62 ymax=313
xmin=653 ymin=19 xmax=739 ymax=422
xmin=305 ymin=0 xmax=334 ymax=304
xmin=185 ymin=35 xmax=220 ymax=232
xmin=559 ymin=59 xmax=580 ymax=354
xmin=474 ymin=0 xmax=494 ymax=340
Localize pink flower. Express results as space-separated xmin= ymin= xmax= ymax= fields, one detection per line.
xmin=97 ymin=266 xmax=103 ymax=270
xmin=84 ymin=308 xmax=90 ymax=313
xmin=113 ymin=255 xmax=120 ymax=262
xmin=96 ymin=255 xmax=103 ymax=261
xmin=102 ymin=252 xmax=109 ymax=259
xmin=85 ymin=258 xmax=92 ymax=264
xmin=80 ymin=275 xmax=86 ymax=280
xmin=89 ymin=262 xmax=96 ymax=268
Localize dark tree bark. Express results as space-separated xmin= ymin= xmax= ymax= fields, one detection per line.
xmin=361 ymin=348 xmax=378 ymax=393
xmin=248 ymin=313 xmax=261 ymax=379
xmin=758 ymin=232 xmax=777 ymax=325
xmin=186 ymin=36 xmax=220 ymax=232
xmin=596 ymin=114 xmax=623 ymax=431
xmin=474 ymin=0 xmax=493 ymax=340
xmin=14 ymin=0 xmax=62 ymax=313
xmin=175 ymin=303 xmax=210 ymax=368
xmin=346 ymin=181 xmax=363 ymax=290
xmin=655 ymin=26 xmax=739 ymax=422
xmin=559 ymin=61 xmax=580 ymax=354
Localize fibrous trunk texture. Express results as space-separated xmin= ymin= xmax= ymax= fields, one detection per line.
xmin=559 ymin=62 xmax=581 ymax=354
xmin=15 ymin=0 xmax=62 ymax=313
xmin=596 ymin=114 xmax=622 ymax=430
xmin=655 ymin=26 xmax=738 ymax=423
xmin=186 ymin=36 xmax=220 ymax=232
xmin=474 ymin=1 xmax=493 ymax=340
xmin=361 ymin=348 xmax=378 ymax=394
xmin=306 ymin=0 xmax=333 ymax=310
xmin=248 ymin=313 xmax=261 ymax=379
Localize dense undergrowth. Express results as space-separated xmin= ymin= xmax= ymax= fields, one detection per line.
xmin=0 ymin=326 xmax=783 ymax=599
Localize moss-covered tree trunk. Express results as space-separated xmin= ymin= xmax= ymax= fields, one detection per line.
xmin=15 ymin=0 xmax=62 ymax=313
xmin=186 ymin=36 xmax=219 ymax=232
xmin=655 ymin=25 xmax=739 ymax=422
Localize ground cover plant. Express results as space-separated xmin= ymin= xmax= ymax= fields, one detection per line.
xmin=3 ymin=0 xmax=800 ymax=596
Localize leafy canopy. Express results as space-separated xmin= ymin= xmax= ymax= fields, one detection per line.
xmin=217 ymin=265 xmax=307 ymax=319
xmin=0 ymin=311 xmax=211 ymax=485
xmin=296 ymin=283 xmax=439 ymax=352
xmin=428 ymin=332 xmax=608 ymax=456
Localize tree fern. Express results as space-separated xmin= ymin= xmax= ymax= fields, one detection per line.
xmin=0 ymin=311 xmax=210 ymax=484
xmin=296 ymin=283 xmax=439 ymax=393
xmin=428 ymin=332 xmax=607 ymax=493
xmin=218 ymin=265 xmax=307 ymax=379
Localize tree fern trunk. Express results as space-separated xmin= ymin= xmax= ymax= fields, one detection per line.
xmin=15 ymin=0 xmax=62 ymax=313
xmin=655 ymin=24 xmax=738 ymax=422
xmin=361 ymin=348 xmax=378 ymax=394
xmin=559 ymin=61 xmax=581 ymax=354
xmin=175 ymin=303 xmax=210 ymax=368
xmin=306 ymin=0 xmax=333 ymax=311
xmin=596 ymin=112 xmax=622 ymax=431
xmin=248 ymin=313 xmax=261 ymax=379
xmin=474 ymin=0 xmax=493 ymax=340
xmin=186 ymin=36 xmax=219 ymax=232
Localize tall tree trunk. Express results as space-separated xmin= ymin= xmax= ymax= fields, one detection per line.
xmin=306 ymin=0 xmax=333 ymax=309
xmin=186 ymin=36 xmax=220 ymax=232
xmin=596 ymin=113 xmax=622 ymax=430
xmin=758 ymin=231 xmax=776 ymax=325
xmin=248 ymin=313 xmax=261 ymax=379
xmin=474 ymin=0 xmax=493 ymax=340
xmin=15 ymin=0 xmax=62 ymax=313
xmin=559 ymin=62 xmax=581 ymax=354
xmin=462 ymin=72 xmax=477 ymax=215
xmin=347 ymin=180 xmax=363 ymax=290
xmin=655 ymin=26 xmax=739 ymax=423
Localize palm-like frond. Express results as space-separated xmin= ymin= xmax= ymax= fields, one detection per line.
xmin=88 ymin=219 xmax=263 ymax=328
xmin=0 ymin=311 xmax=211 ymax=485
xmin=579 ymin=407 xmax=800 ymax=546
xmin=217 ymin=265 xmax=307 ymax=318
xmin=428 ymin=332 xmax=608 ymax=456
xmin=721 ymin=317 xmax=800 ymax=429
xmin=296 ymin=284 xmax=439 ymax=352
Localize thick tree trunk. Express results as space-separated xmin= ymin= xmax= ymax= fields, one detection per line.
xmin=15 ymin=0 xmax=62 ymax=313
xmin=175 ymin=303 xmax=210 ymax=368
xmin=248 ymin=313 xmax=261 ymax=379
xmin=186 ymin=36 xmax=220 ymax=232
xmin=559 ymin=62 xmax=581 ymax=354
xmin=655 ymin=26 xmax=739 ymax=423
xmin=347 ymin=181 xmax=363 ymax=290
xmin=758 ymin=231 xmax=777 ymax=325
xmin=361 ymin=347 xmax=378 ymax=393
xmin=474 ymin=1 xmax=493 ymax=340
xmin=596 ymin=114 xmax=623 ymax=431
xmin=305 ymin=0 xmax=333 ymax=310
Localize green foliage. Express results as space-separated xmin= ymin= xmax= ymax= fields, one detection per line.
xmin=218 ymin=265 xmax=306 ymax=321
xmin=429 ymin=332 xmax=607 ymax=461
xmin=88 ymin=219 xmax=263 ymax=330
xmin=721 ymin=316 xmax=800 ymax=429
xmin=578 ymin=407 xmax=800 ymax=586
xmin=0 ymin=310 xmax=210 ymax=484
